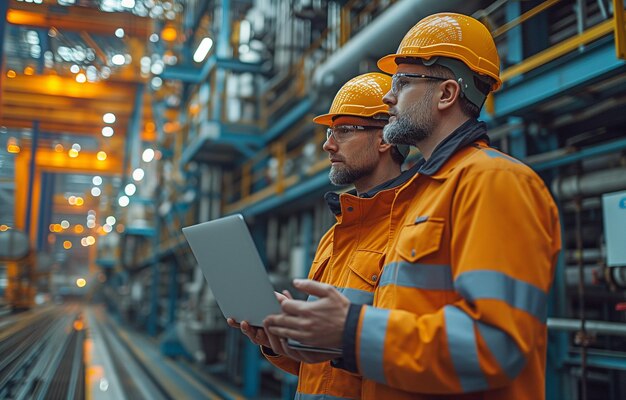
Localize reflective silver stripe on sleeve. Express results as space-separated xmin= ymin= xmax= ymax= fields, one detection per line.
xmin=295 ymin=393 xmax=354 ymax=400
xmin=444 ymin=305 xmax=489 ymax=392
xmin=307 ymin=287 xmax=373 ymax=305
xmin=359 ymin=306 xmax=389 ymax=384
xmin=379 ymin=261 xmax=453 ymax=290
xmin=454 ymin=270 xmax=548 ymax=321
xmin=476 ymin=321 xmax=527 ymax=379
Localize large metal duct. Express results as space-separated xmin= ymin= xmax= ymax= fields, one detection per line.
xmin=312 ymin=0 xmax=482 ymax=94
xmin=551 ymin=167 xmax=626 ymax=199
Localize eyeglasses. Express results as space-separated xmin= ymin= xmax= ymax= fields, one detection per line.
xmin=391 ymin=73 xmax=447 ymax=96
xmin=325 ymin=125 xmax=380 ymax=143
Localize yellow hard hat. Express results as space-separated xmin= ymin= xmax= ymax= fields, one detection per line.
xmin=378 ymin=13 xmax=501 ymax=91
xmin=313 ymin=72 xmax=391 ymax=126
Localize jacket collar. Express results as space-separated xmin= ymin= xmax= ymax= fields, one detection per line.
xmin=416 ymin=118 xmax=489 ymax=177
xmin=324 ymin=167 xmax=415 ymax=216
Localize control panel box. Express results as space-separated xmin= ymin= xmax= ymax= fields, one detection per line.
xmin=602 ymin=190 xmax=626 ymax=267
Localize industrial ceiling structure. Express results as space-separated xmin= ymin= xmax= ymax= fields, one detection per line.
xmin=0 ymin=0 xmax=184 ymax=280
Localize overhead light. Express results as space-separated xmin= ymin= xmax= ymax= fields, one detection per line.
xmin=111 ymin=54 xmax=125 ymax=66
xmin=97 ymin=151 xmax=107 ymax=161
xmin=124 ymin=183 xmax=136 ymax=196
xmin=91 ymin=187 xmax=101 ymax=197
xmin=132 ymin=168 xmax=145 ymax=181
xmin=142 ymin=148 xmax=155 ymax=162
xmin=115 ymin=28 xmax=125 ymax=38
xmin=102 ymin=126 xmax=114 ymax=137
xmin=151 ymin=77 xmax=163 ymax=89
xmin=68 ymin=148 xmax=79 ymax=158
xmin=76 ymin=73 xmax=86 ymax=83
xmin=6 ymin=70 xmax=16 ymax=78
xmin=118 ymin=196 xmax=130 ymax=207
xmin=161 ymin=26 xmax=177 ymax=42
xmin=7 ymin=137 xmax=20 ymax=154
xmin=72 ymin=143 xmax=81 ymax=151
xmin=193 ymin=37 xmax=213 ymax=63
xmin=103 ymin=113 xmax=116 ymax=124
xmin=70 ymin=64 xmax=80 ymax=73
xmin=121 ymin=0 xmax=135 ymax=9
xmin=106 ymin=216 xmax=116 ymax=225
xmin=92 ymin=176 xmax=102 ymax=186
xmin=149 ymin=33 xmax=159 ymax=43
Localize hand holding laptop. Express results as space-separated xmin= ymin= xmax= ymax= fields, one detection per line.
xmin=182 ymin=214 xmax=342 ymax=357
xmin=228 ymin=290 xmax=339 ymax=363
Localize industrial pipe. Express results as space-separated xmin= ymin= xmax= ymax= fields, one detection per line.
xmin=311 ymin=0 xmax=481 ymax=94
xmin=547 ymin=318 xmax=626 ymax=336
xmin=552 ymin=167 xmax=626 ymax=199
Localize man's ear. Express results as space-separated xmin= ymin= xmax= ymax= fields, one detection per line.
xmin=437 ymin=80 xmax=461 ymax=111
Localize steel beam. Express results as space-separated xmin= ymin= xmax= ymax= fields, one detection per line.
xmin=6 ymin=0 xmax=150 ymax=37
xmin=237 ymin=171 xmax=330 ymax=218
xmin=0 ymin=0 xmax=9 ymax=97
xmin=24 ymin=121 xmax=39 ymax=236
xmin=531 ymin=136 xmax=626 ymax=171
xmin=494 ymin=39 xmax=626 ymax=117
xmin=162 ymin=58 xmax=264 ymax=83
xmin=263 ymin=98 xmax=312 ymax=142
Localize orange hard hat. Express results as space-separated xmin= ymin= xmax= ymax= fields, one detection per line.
xmin=378 ymin=13 xmax=502 ymax=92
xmin=313 ymin=72 xmax=391 ymax=126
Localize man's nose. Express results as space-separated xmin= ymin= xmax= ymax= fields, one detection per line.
xmin=323 ymin=135 xmax=337 ymax=152
xmin=383 ymin=89 xmax=396 ymax=106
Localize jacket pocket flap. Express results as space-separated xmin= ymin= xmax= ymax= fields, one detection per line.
xmin=396 ymin=217 xmax=445 ymax=262
xmin=348 ymin=250 xmax=385 ymax=286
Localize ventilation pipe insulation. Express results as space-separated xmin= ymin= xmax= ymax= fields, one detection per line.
xmin=312 ymin=0 xmax=482 ymax=96
xmin=551 ymin=167 xmax=626 ymax=200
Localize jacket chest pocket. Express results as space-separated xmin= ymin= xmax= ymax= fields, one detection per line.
xmin=396 ymin=216 xmax=445 ymax=262
xmin=343 ymin=250 xmax=384 ymax=304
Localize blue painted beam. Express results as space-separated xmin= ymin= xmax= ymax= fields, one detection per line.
xmin=531 ymin=136 xmax=626 ymax=171
xmin=566 ymin=354 xmax=626 ymax=371
xmin=147 ymin=263 xmax=159 ymax=336
xmin=263 ymin=98 xmax=312 ymax=142
xmin=494 ymin=39 xmax=626 ymax=117
xmin=180 ymin=124 xmax=264 ymax=166
xmin=0 ymin=1 xmax=8 ymax=93
xmin=162 ymin=57 xmax=264 ymax=82
xmin=36 ymin=172 xmax=53 ymax=251
xmin=24 ymin=121 xmax=40 ymax=236
xmin=238 ymin=171 xmax=330 ymax=218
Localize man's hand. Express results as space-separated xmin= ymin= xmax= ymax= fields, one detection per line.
xmin=226 ymin=291 xmax=291 ymax=348
xmin=227 ymin=318 xmax=272 ymax=347
xmin=264 ymin=279 xmax=350 ymax=349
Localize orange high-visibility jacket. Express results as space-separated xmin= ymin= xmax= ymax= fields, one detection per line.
xmin=341 ymin=120 xmax=561 ymax=399
xmin=264 ymin=169 xmax=414 ymax=399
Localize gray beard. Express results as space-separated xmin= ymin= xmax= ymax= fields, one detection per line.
xmin=383 ymin=88 xmax=435 ymax=146
xmin=328 ymin=163 xmax=374 ymax=186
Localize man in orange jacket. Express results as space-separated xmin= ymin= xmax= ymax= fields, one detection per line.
xmin=229 ymin=72 xmax=412 ymax=399
xmin=265 ymin=13 xmax=561 ymax=400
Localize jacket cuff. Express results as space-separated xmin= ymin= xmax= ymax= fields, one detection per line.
xmin=333 ymin=303 xmax=362 ymax=373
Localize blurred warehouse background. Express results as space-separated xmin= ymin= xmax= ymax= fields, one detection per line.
xmin=1 ymin=0 xmax=626 ymax=398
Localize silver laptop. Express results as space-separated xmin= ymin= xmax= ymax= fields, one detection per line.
xmin=182 ymin=214 xmax=342 ymax=355
xmin=182 ymin=214 xmax=281 ymax=327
